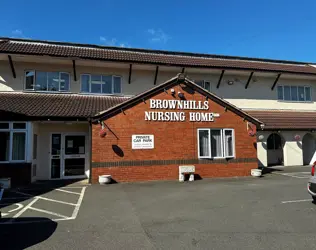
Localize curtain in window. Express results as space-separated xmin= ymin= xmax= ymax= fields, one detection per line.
xmin=113 ymin=76 xmax=121 ymax=93
xmin=81 ymin=75 xmax=90 ymax=92
xmin=199 ymin=130 xmax=209 ymax=157
xmin=12 ymin=132 xmax=26 ymax=161
xmin=211 ymin=130 xmax=222 ymax=157
xmin=224 ymin=130 xmax=233 ymax=156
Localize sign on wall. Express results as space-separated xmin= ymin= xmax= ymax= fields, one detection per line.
xmin=132 ymin=135 xmax=154 ymax=149
xmin=144 ymin=99 xmax=220 ymax=122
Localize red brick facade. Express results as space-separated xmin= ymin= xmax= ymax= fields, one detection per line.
xmin=91 ymin=84 xmax=258 ymax=183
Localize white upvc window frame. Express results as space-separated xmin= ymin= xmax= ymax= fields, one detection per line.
xmin=80 ymin=74 xmax=122 ymax=95
xmin=0 ymin=122 xmax=28 ymax=163
xmin=24 ymin=70 xmax=71 ymax=92
xmin=277 ymin=85 xmax=312 ymax=102
xmin=197 ymin=128 xmax=235 ymax=159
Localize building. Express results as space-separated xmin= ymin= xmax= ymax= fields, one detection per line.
xmin=1 ymin=37 xmax=316 ymax=186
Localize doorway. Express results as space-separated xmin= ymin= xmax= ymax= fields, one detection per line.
xmin=50 ymin=133 xmax=87 ymax=179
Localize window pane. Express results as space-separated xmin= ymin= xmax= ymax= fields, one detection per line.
xmin=13 ymin=123 xmax=26 ymax=129
xmin=35 ymin=71 xmax=47 ymax=91
xmin=290 ymin=86 xmax=298 ymax=101
xmin=102 ymin=75 xmax=112 ymax=94
xmin=224 ymin=130 xmax=233 ymax=157
xmin=81 ymin=75 xmax=90 ymax=92
xmin=0 ymin=132 xmax=10 ymax=161
xmin=277 ymin=86 xmax=283 ymax=100
xmin=284 ymin=86 xmax=290 ymax=100
xmin=298 ymin=87 xmax=305 ymax=101
xmin=47 ymin=72 xmax=60 ymax=91
xmin=12 ymin=132 xmax=26 ymax=161
xmin=91 ymin=75 xmax=102 ymax=93
xmin=305 ymin=87 xmax=311 ymax=101
xmin=60 ymin=73 xmax=70 ymax=91
xmin=211 ymin=130 xmax=223 ymax=157
xmin=113 ymin=76 xmax=121 ymax=94
xmin=204 ymin=81 xmax=210 ymax=91
xmin=25 ymin=71 xmax=35 ymax=90
xmin=199 ymin=130 xmax=210 ymax=157
xmin=0 ymin=123 xmax=9 ymax=129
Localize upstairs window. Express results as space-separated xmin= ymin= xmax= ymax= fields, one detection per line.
xmin=195 ymin=80 xmax=211 ymax=92
xmin=80 ymin=74 xmax=122 ymax=94
xmin=25 ymin=71 xmax=70 ymax=92
xmin=198 ymin=128 xmax=235 ymax=159
xmin=277 ymin=85 xmax=311 ymax=102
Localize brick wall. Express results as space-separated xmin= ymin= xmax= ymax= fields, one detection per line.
xmin=91 ymin=84 xmax=258 ymax=183
xmin=0 ymin=163 xmax=32 ymax=187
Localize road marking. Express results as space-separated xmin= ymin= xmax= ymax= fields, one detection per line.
xmin=56 ymin=188 xmax=81 ymax=195
xmin=282 ymin=199 xmax=313 ymax=204
xmin=1 ymin=213 xmax=9 ymax=217
xmin=37 ymin=196 xmax=77 ymax=206
xmin=13 ymin=197 xmax=39 ymax=219
xmin=8 ymin=203 xmax=23 ymax=213
xmin=71 ymin=186 xmax=86 ymax=219
xmin=28 ymin=206 xmax=69 ymax=219
xmin=13 ymin=190 xmax=33 ymax=197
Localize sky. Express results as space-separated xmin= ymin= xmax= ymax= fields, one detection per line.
xmin=1 ymin=0 xmax=316 ymax=62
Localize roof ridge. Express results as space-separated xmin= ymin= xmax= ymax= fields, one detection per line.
xmin=0 ymin=36 xmax=312 ymax=66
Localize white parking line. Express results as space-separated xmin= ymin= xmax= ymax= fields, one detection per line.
xmin=71 ymin=186 xmax=86 ymax=219
xmin=37 ymin=196 xmax=77 ymax=206
xmin=276 ymin=172 xmax=311 ymax=179
xmin=28 ymin=207 xmax=69 ymax=219
xmin=56 ymin=188 xmax=81 ymax=195
xmin=13 ymin=197 xmax=39 ymax=219
xmin=282 ymin=199 xmax=313 ymax=204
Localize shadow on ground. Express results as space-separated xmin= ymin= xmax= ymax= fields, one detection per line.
xmin=0 ymin=217 xmax=57 ymax=249
xmin=0 ymin=179 xmax=85 ymax=210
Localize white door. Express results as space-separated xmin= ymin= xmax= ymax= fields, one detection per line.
xmin=50 ymin=133 xmax=86 ymax=179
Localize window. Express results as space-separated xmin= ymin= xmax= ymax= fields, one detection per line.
xmin=80 ymin=74 xmax=122 ymax=94
xmin=33 ymin=134 xmax=38 ymax=160
xmin=198 ymin=128 xmax=234 ymax=158
xmin=25 ymin=70 xmax=70 ymax=92
xmin=195 ymin=80 xmax=211 ymax=92
xmin=277 ymin=85 xmax=312 ymax=102
xmin=0 ymin=122 xmax=27 ymax=162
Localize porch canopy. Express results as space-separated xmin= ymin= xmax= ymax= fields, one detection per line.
xmin=245 ymin=110 xmax=316 ymax=130
xmin=0 ymin=92 xmax=129 ymax=121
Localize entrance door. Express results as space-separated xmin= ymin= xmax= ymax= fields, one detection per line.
xmin=50 ymin=133 xmax=86 ymax=179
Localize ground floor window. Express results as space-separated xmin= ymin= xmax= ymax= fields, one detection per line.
xmin=0 ymin=122 xmax=27 ymax=162
xmin=198 ymin=128 xmax=235 ymax=158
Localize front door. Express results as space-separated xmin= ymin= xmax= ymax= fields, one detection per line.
xmin=50 ymin=133 xmax=86 ymax=179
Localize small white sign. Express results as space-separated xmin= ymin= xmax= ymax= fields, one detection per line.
xmin=132 ymin=135 xmax=154 ymax=149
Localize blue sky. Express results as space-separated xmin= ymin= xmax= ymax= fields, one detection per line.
xmin=1 ymin=0 xmax=316 ymax=62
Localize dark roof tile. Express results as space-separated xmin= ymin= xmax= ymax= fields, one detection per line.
xmin=0 ymin=92 xmax=129 ymax=119
xmin=1 ymin=38 xmax=316 ymax=75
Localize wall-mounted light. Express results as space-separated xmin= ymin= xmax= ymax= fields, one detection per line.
xmin=258 ymin=135 xmax=264 ymax=141
xmin=227 ymin=80 xmax=234 ymax=85
xmin=170 ymin=89 xmax=175 ymax=95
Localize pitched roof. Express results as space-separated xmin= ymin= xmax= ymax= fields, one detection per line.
xmin=245 ymin=110 xmax=316 ymax=129
xmin=92 ymin=74 xmax=263 ymax=126
xmin=1 ymin=37 xmax=316 ymax=75
xmin=0 ymin=92 xmax=129 ymax=120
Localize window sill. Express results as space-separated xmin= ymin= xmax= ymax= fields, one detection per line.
xmin=198 ymin=157 xmax=235 ymax=160
xmin=23 ymin=90 xmax=72 ymax=94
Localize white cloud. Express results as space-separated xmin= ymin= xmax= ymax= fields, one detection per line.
xmin=12 ymin=29 xmax=23 ymax=36
xmin=99 ymin=36 xmax=130 ymax=48
xmin=11 ymin=29 xmax=29 ymax=39
xmin=147 ymin=28 xmax=170 ymax=43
